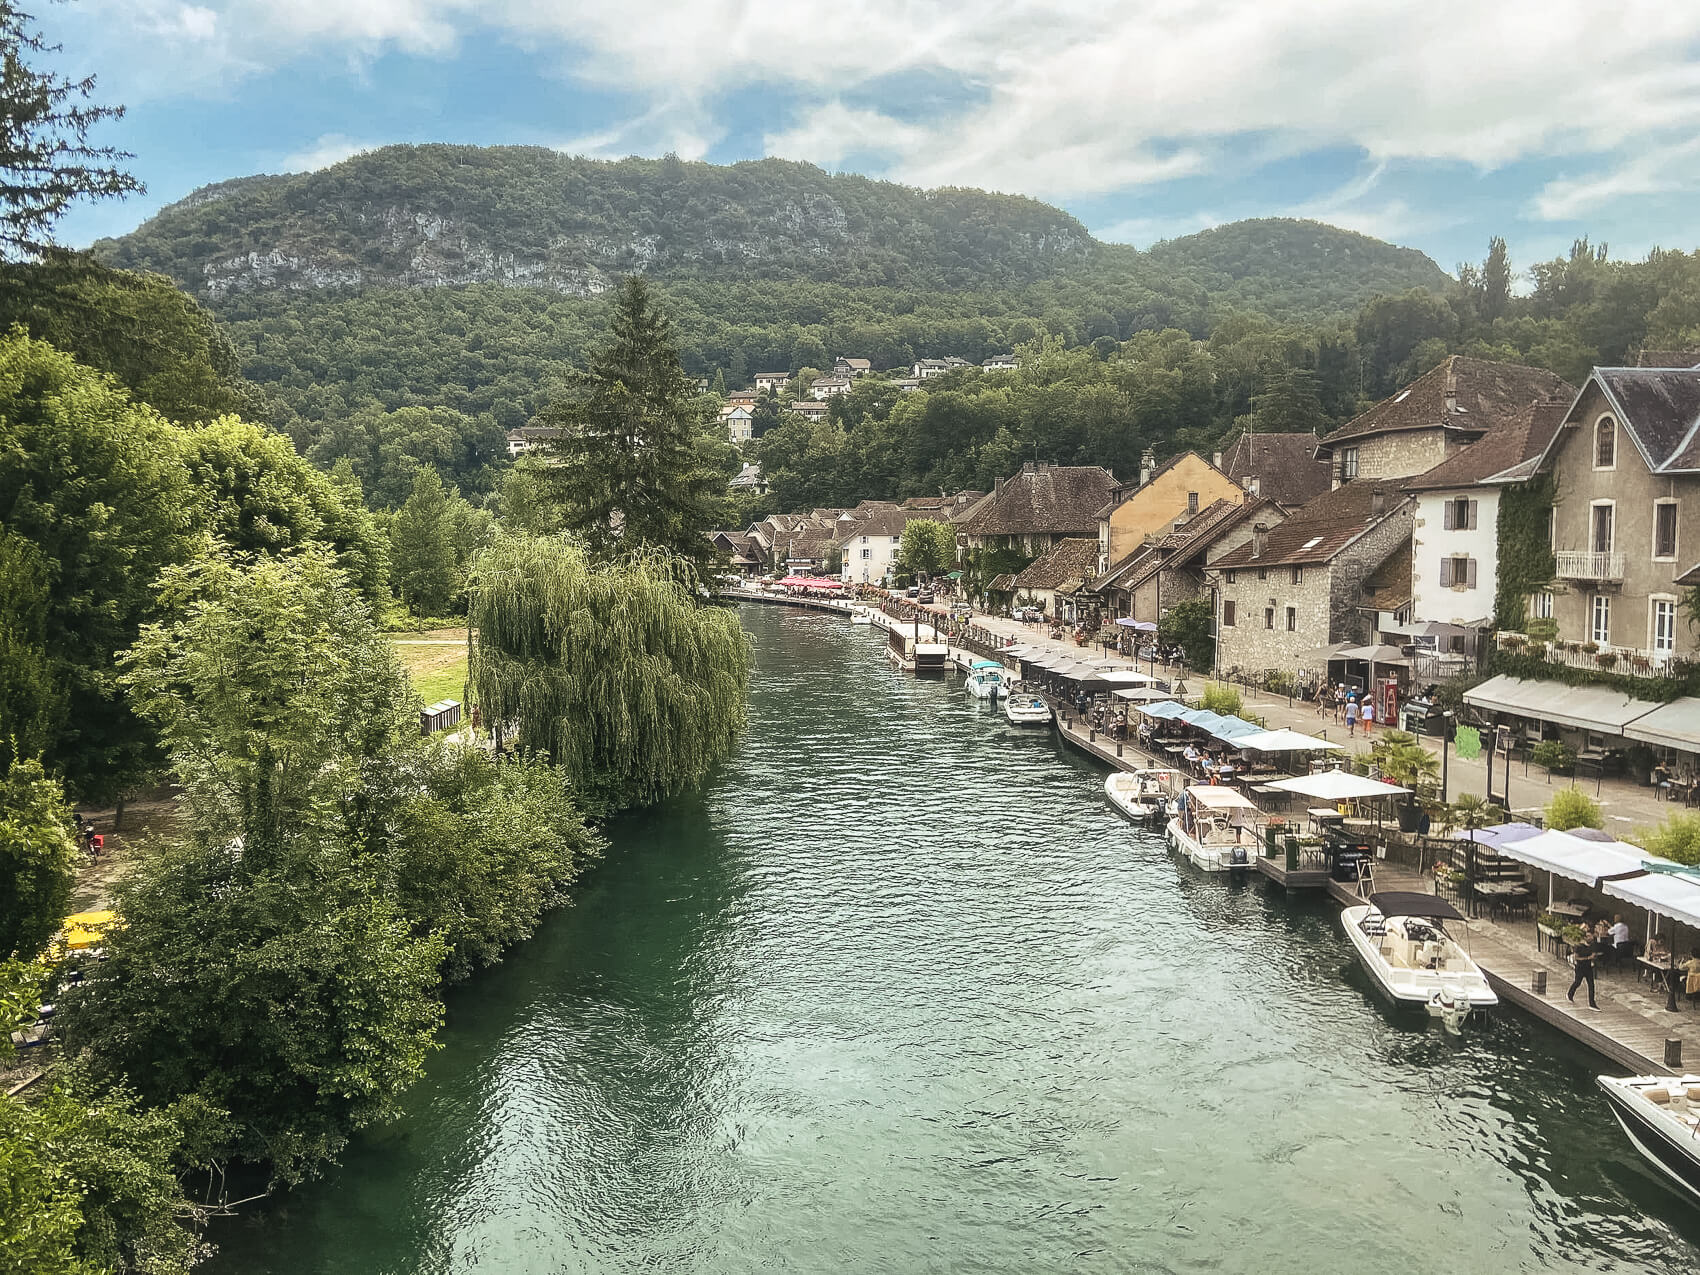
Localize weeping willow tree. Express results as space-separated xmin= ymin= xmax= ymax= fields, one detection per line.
xmin=468 ymin=535 xmax=749 ymax=811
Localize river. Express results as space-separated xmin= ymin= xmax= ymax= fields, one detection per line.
xmin=206 ymin=603 xmax=1700 ymax=1273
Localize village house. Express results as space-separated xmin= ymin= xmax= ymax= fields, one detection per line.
xmin=790 ymin=400 xmax=829 ymax=421
xmin=1008 ymin=538 xmax=1102 ymax=621
xmin=833 ymin=503 xmax=923 ymax=584
xmin=1216 ymin=432 xmax=1332 ymax=504
xmin=953 ymin=462 xmax=1118 ymax=559
xmin=1087 ymin=495 xmax=1282 ymax=626
xmin=707 ymin=530 xmax=762 ymax=576
xmin=1207 ymin=481 xmax=1414 ymax=679
xmin=1095 ymin=449 xmax=1244 ymax=572
xmin=833 ymin=357 xmax=872 ymax=379
xmin=1403 ymin=395 xmax=1572 ymax=632
xmin=723 ymin=405 xmax=754 ymax=443
xmin=909 ymin=358 xmax=968 ymax=380
xmin=903 ymin=490 xmax=985 ymax=517
xmin=894 ymin=377 xmax=922 ymax=393
xmin=982 ymin=353 xmax=1020 ymax=371
xmin=729 ymin=462 xmax=766 ymax=495
xmin=810 ymin=376 xmax=852 ymax=400
xmin=503 ymin=424 xmax=563 ymax=458
xmin=1314 ymin=355 xmax=1570 ymax=489
xmin=753 ymin=371 xmax=789 ymax=393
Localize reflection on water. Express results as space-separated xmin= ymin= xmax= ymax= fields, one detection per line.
xmin=207 ymin=605 xmax=1700 ymax=1273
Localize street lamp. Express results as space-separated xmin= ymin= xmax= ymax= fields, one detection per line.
xmin=1440 ymin=710 xmax=1454 ymax=804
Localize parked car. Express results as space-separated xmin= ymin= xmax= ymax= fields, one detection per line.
xmin=904 ymin=586 xmax=919 ymax=598
xmin=1012 ymin=606 xmax=1044 ymax=622
xmin=916 ymin=589 xmax=935 ymax=604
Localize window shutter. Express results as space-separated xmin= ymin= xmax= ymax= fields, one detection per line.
xmin=1442 ymin=502 xmax=1454 ymax=530
xmin=1439 ymin=559 xmax=1452 ymax=587
xmin=1466 ymin=558 xmax=1478 ymax=588
xmin=1467 ymin=500 xmax=1478 ymax=530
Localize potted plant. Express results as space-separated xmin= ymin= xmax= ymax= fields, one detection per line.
xmin=1561 ymin=922 xmax=1587 ymax=948
xmin=1582 ymin=640 xmax=1599 ymax=654
xmin=1530 ymin=739 xmax=1575 ymax=777
xmin=1596 ymin=651 xmax=1618 ymax=668
xmin=1537 ymin=910 xmax=1564 ymax=939
xmin=1364 ymin=729 xmax=1441 ymax=831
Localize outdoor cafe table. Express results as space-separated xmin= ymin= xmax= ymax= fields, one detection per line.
xmin=1637 ymin=955 xmax=1680 ymax=987
xmin=1473 ymin=881 xmax=1532 ymax=918
xmin=1547 ymin=900 xmax=1590 ymax=919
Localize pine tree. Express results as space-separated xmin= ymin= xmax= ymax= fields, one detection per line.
xmin=539 ymin=277 xmax=729 ymax=571
xmin=389 ymin=467 xmax=456 ymax=616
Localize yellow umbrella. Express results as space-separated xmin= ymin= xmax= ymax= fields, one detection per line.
xmin=62 ymin=909 xmax=116 ymax=950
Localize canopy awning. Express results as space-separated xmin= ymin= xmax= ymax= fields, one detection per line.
xmin=1266 ymin=771 xmax=1411 ymax=800
xmin=1116 ymin=617 xmax=1159 ymax=630
xmin=1335 ymin=644 xmax=1411 ymax=666
xmin=970 ymin=659 xmax=1005 ymax=670
xmin=63 ymin=908 xmax=116 ymax=950
xmin=1186 ymin=785 xmax=1259 ymax=810
xmin=1602 ymin=869 xmax=1700 ymax=931
xmin=1463 ymin=674 xmax=1659 ymax=734
xmin=1117 ymin=686 xmax=1180 ymax=702
xmin=1451 ymin=822 xmax=1541 ymax=850
xmin=1179 ymin=708 xmax=1228 ymax=732
xmin=1623 ymin=697 xmax=1700 ymax=751
xmin=1134 ymin=699 xmax=1190 ymax=718
xmin=1209 ymin=716 xmax=1265 ymax=741
xmin=1494 ymin=828 xmax=1648 ymax=888
xmin=1096 ymin=670 xmax=1155 ymax=685
xmin=1369 ymin=891 xmax=1465 ymax=921
xmin=1236 ymin=728 xmax=1341 ymax=753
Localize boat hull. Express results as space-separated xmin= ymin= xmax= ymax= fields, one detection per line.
xmin=1598 ymin=1077 xmax=1700 ymax=1201
xmin=1165 ymin=817 xmax=1252 ymax=873
xmin=1003 ymin=698 xmax=1053 ymax=726
xmin=1339 ymin=905 xmax=1498 ymax=1012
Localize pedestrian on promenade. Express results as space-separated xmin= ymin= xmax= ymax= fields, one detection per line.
xmin=1361 ymin=698 xmax=1375 ymax=733
xmin=1345 ymin=694 xmax=1359 ymax=736
xmin=1316 ymin=681 xmax=1331 ymax=718
xmin=1333 ymin=684 xmax=1345 ymax=723
xmin=1568 ymin=932 xmax=1600 ymax=1010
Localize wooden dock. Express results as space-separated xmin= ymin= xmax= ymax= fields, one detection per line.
xmin=1254 ymin=856 xmax=1333 ymax=890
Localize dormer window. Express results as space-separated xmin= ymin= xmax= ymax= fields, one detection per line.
xmin=1595 ymin=416 xmax=1616 ymax=469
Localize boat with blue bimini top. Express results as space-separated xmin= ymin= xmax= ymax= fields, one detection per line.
xmin=1340 ymin=891 xmax=1497 ymax=1032
xmin=1105 ymin=768 xmax=1181 ymax=823
xmin=1597 ymin=1074 xmax=1700 ymax=1201
xmin=1167 ymin=785 xmax=1260 ymax=874
xmin=964 ymin=660 xmax=1010 ymax=700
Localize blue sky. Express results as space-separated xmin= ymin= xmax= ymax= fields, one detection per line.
xmin=33 ymin=1 xmax=1700 ymax=278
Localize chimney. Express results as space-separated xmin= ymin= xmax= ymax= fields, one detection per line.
xmin=1212 ymin=451 xmax=1223 ymax=469
xmin=996 ymin=475 xmax=1006 ymax=494
xmin=1443 ymin=358 xmax=1458 ymax=413
xmin=1371 ymin=488 xmax=1386 ymax=517
xmin=1023 ymin=461 xmax=1036 ymax=475
xmin=1251 ymin=523 xmax=1268 ymax=558
xmin=1139 ymin=446 xmax=1156 ymax=487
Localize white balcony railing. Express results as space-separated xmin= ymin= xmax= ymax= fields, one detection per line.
xmin=1499 ymin=631 xmax=1675 ymax=677
xmin=1554 ymin=549 xmax=1625 ymax=581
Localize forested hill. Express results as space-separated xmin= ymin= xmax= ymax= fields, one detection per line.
xmin=95 ymin=145 xmax=1448 ymax=316
xmin=1147 ymin=219 xmax=1452 ymax=315
xmin=96 ymin=146 xmax=1097 ymax=296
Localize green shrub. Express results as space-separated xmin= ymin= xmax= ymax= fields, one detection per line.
xmin=1530 ymin=739 xmax=1575 ymax=774
xmin=1633 ymin=811 xmax=1700 ymax=865
xmin=1546 ymin=786 xmax=1603 ymax=831
xmin=1201 ymin=682 xmax=1242 ymax=716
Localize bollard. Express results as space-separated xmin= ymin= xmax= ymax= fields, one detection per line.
xmin=1667 ymin=1038 xmax=1684 ymax=1069
xmin=1530 ymin=970 xmax=1547 ymax=996
xmin=1115 ymin=742 xmax=1123 ymax=757
xmin=1088 ymin=729 xmax=1095 ymax=743
xmin=1285 ymin=837 xmax=1299 ymax=872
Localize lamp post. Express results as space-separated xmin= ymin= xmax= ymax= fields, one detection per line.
xmin=1440 ymin=710 xmax=1454 ymax=804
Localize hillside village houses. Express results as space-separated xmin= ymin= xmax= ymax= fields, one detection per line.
xmin=723 ymin=404 xmax=755 ymax=443
xmin=753 ymin=371 xmax=788 ymax=393
xmin=791 ymin=400 xmax=830 ymax=421
xmin=833 ymin=357 xmax=872 ymax=378
xmin=809 ymin=376 xmax=852 ymax=399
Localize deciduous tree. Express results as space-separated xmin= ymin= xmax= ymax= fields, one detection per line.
xmin=0 ymin=754 xmax=78 ymax=959
xmin=898 ymin=518 xmax=956 ymax=579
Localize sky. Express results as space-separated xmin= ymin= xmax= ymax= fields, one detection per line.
xmin=31 ymin=0 xmax=1700 ymax=276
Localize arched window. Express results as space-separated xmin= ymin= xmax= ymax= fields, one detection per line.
xmin=1595 ymin=416 xmax=1616 ymax=469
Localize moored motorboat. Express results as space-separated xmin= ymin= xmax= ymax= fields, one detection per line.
xmin=1166 ymin=784 xmax=1260 ymax=873
xmin=1105 ymin=768 xmax=1180 ymax=822
xmin=850 ymin=605 xmax=873 ymax=624
xmin=1339 ymin=892 xmax=1497 ymax=1030
xmin=965 ymin=659 xmax=1010 ymax=700
xmin=1597 ymin=1074 xmax=1700 ymax=1200
xmin=1003 ymin=693 xmax=1052 ymax=726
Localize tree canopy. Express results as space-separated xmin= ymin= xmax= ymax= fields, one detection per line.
xmin=0 ymin=754 xmax=78 ymax=959
xmin=899 ymin=518 xmax=956 ymax=578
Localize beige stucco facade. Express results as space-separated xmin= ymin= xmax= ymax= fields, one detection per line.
xmin=1545 ymin=383 xmax=1700 ymax=663
xmin=1099 ymin=455 xmax=1243 ymax=566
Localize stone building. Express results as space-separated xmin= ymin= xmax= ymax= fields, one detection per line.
xmin=1216 ymin=432 xmax=1332 ymax=504
xmin=1207 ymin=481 xmax=1413 ymax=678
xmin=1009 ymin=538 xmax=1102 ymax=620
xmin=1088 ymin=496 xmax=1283 ymax=625
xmin=953 ymin=462 xmax=1118 ymax=558
xmin=1314 ymin=356 xmax=1571 ymax=489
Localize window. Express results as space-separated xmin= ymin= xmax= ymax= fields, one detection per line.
xmin=1591 ymin=594 xmax=1611 ymax=645
xmin=1264 ymin=606 xmax=1275 ymax=630
xmin=1187 ymin=491 xmax=1199 ymax=515
xmin=860 ymin=547 xmax=871 ymax=559
xmin=1222 ymin=600 xmax=1236 ymax=627
xmin=1341 ymin=447 xmax=1359 ymax=481
xmin=861 ymin=535 xmax=868 ymax=543
xmin=891 ymin=536 xmax=901 ymax=544
xmin=1655 ymin=501 xmax=1679 ymax=560
xmin=1443 ymin=497 xmax=1477 ymax=530
xmin=1257 ymin=568 xmax=1268 ymax=581
xmin=1595 ymin=416 xmax=1616 ymax=469
xmin=1223 ymin=569 xmax=1236 ymax=584
xmin=1532 ymin=591 xmax=1554 ymax=619
xmin=1591 ymin=502 xmax=1615 ymax=553
xmin=1285 ymin=606 xmax=1297 ymax=631
xmin=1439 ymin=556 xmax=1475 ymax=588
xmin=1291 ymin=566 xmax=1303 ymax=585
xmin=1653 ymin=597 xmax=1677 ymax=656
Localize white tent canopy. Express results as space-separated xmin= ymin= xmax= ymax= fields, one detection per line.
xmin=1096 ymin=669 xmax=1156 ymax=685
xmin=1603 ymin=869 xmax=1700 ymax=931
xmin=1494 ymin=829 xmax=1648 ymax=889
xmin=1116 ymin=687 xmax=1180 ymax=702
xmin=1264 ymin=771 xmax=1411 ymax=800
xmin=1235 ymin=728 xmax=1342 ymax=753
xmin=1186 ymin=785 xmax=1259 ymax=810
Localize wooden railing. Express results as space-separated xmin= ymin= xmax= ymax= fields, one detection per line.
xmin=1554 ymin=549 xmax=1625 ymax=581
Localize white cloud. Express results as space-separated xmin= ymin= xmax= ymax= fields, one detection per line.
xmin=1531 ymin=138 xmax=1700 ymax=220
xmin=1092 ymin=213 xmax=1221 ymax=247
xmin=281 ymin=133 xmax=373 ymax=172
xmin=69 ymin=2 xmax=1700 ymax=217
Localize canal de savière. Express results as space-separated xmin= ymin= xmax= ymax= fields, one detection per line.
xmin=206 ymin=603 xmax=1700 ymax=1274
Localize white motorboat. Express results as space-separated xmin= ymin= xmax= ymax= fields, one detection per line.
xmin=964 ymin=660 xmax=1010 ymax=700
xmin=1167 ymin=784 xmax=1261 ymax=872
xmin=1105 ymin=768 xmax=1181 ymax=822
xmin=1339 ymin=892 xmax=1497 ymax=1030
xmin=1597 ymin=1074 xmax=1700 ymax=1200
xmin=1003 ymin=693 xmax=1052 ymax=726
xmin=849 ymin=605 xmax=873 ymax=625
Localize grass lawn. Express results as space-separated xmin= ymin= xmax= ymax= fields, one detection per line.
xmin=392 ymin=628 xmax=469 ymax=706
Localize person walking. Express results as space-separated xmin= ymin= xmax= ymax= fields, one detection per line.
xmin=1333 ymin=684 xmax=1346 ymax=724
xmin=1568 ymin=931 xmax=1600 ymax=1010
xmin=1345 ymin=694 xmax=1360 ymax=737
xmin=1316 ymin=680 xmax=1331 ymax=718
xmin=1361 ymin=697 xmax=1375 ymax=733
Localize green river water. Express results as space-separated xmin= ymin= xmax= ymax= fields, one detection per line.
xmin=206 ymin=603 xmax=1700 ymax=1273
